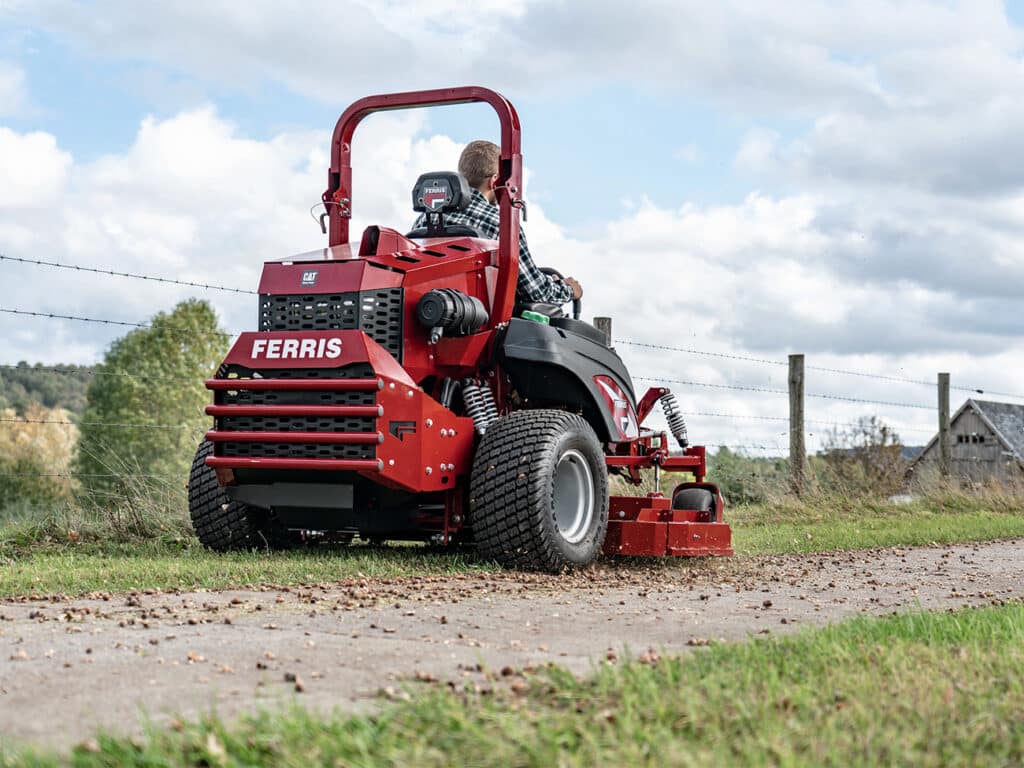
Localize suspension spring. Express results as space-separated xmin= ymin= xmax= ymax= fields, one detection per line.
xmin=661 ymin=391 xmax=689 ymax=448
xmin=462 ymin=379 xmax=499 ymax=434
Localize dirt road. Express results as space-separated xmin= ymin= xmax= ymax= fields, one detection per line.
xmin=2 ymin=539 xmax=1022 ymax=750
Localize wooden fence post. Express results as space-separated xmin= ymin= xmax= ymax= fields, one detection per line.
xmin=789 ymin=354 xmax=806 ymax=495
xmin=594 ymin=317 xmax=612 ymax=346
xmin=938 ymin=372 xmax=951 ymax=478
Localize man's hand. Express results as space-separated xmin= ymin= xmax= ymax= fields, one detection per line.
xmin=564 ymin=277 xmax=583 ymax=301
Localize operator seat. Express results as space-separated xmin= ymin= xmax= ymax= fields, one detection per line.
xmin=406 ymin=172 xmax=481 ymax=239
xmin=516 ymin=301 xmax=564 ymax=319
xmin=514 ymin=301 xmax=610 ymax=346
xmin=550 ymin=316 xmax=610 ymax=346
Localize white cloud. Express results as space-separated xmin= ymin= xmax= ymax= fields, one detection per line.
xmin=6 ymin=0 xmax=1024 ymax=449
xmin=0 ymin=126 xmax=70 ymax=207
xmin=2 ymin=108 xmax=1021 ymax=448
xmin=13 ymin=0 xmax=1011 ymax=116
xmin=0 ymin=108 xmax=461 ymax=360
xmin=14 ymin=2 xmax=1024 ymax=205
xmin=20 ymin=1 xmax=1023 ymax=209
xmin=734 ymin=129 xmax=779 ymax=174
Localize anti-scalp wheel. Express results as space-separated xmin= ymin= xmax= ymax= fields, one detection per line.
xmin=671 ymin=487 xmax=717 ymax=521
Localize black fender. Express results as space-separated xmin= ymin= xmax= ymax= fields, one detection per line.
xmin=497 ymin=318 xmax=636 ymax=443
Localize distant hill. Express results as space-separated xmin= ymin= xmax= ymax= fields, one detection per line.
xmin=0 ymin=362 xmax=91 ymax=415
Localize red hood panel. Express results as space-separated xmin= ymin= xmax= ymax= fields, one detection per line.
xmin=259 ymin=258 xmax=403 ymax=294
xmin=267 ymin=245 xmax=358 ymax=262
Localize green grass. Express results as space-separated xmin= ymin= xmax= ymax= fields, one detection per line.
xmin=6 ymin=604 xmax=1023 ymax=767
xmin=1 ymin=487 xmax=1022 ymax=597
xmin=731 ymin=497 xmax=1024 ymax=554
xmin=0 ymin=540 xmax=493 ymax=597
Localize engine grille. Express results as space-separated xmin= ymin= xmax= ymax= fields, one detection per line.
xmin=220 ymin=442 xmax=375 ymax=460
xmin=258 ymin=289 xmax=403 ymax=361
xmin=219 ymin=415 xmax=372 ymax=433
xmin=218 ymin=364 xmax=375 ymax=379
xmin=212 ymin=363 xmax=379 ymax=462
xmin=221 ymin=389 xmax=375 ymax=407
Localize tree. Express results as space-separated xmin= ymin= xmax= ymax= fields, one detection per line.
xmin=0 ymin=362 xmax=91 ymax=414
xmin=74 ymin=299 xmax=229 ymax=494
xmin=820 ymin=416 xmax=907 ymax=497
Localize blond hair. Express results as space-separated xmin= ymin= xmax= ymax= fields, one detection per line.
xmin=458 ymin=140 xmax=500 ymax=190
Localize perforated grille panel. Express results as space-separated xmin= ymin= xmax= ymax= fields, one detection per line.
xmin=218 ymin=363 xmax=375 ymax=380
xmin=258 ymin=289 xmax=403 ymax=361
xmin=220 ymin=442 xmax=375 ymax=460
xmin=213 ymin=363 xmax=378 ymax=462
xmin=260 ymin=365 xmax=375 ymax=379
xmin=221 ymin=389 xmax=375 ymax=407
xmin=219 ymin=415 xmax=373 ymax=433
xmin=357 ymin=290 xmax=403 ymax=359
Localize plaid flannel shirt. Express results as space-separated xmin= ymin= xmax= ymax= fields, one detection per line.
xmin=414 ymin=189 xmax=573 ymax=306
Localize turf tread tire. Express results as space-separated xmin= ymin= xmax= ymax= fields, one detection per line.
xmin=470 ymin=410 xmax=608 ymax=572
xmin=188 ymin=440 xmax=290 ymax=551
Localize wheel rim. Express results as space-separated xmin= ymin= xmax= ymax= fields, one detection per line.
xmin=551 ymin=449 xmax=595 ymax=545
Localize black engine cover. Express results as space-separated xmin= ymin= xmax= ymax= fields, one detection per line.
xmin=497 ymin=318 xmax=636 ymax=443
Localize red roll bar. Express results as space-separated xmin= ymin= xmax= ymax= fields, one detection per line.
xmin=322 ymin=86 xmax=523 ymax=324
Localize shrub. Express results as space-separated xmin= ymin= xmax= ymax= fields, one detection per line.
xmin=707 ymin=447 xmax=788 ymax=505
xmin=0 ymin=403 xmax=76 ymax=516
xmin=820 ymin=416 xmax=908 ymax=497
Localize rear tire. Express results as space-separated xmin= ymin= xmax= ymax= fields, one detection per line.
xmin=188 ymin=440 xmax=292 ymax=551
xmin=470 ymin=410 xmax=608 ymax=572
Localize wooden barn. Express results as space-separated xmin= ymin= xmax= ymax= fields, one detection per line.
xmin=911 ymin=399 xmax=1024 ymax=484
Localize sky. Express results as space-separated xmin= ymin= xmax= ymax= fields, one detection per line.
xmin=2 ymin=0 xmax=1024 ymax=454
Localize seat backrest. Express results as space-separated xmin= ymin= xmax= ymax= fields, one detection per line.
xmin=408 ymin=171 xmax=479 ymax=239
xmin=411 ymin=172 xmax=472 ymax=214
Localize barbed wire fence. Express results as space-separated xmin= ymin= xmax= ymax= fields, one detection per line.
xmin=0 ymin=250 xmax=1002 ymax=486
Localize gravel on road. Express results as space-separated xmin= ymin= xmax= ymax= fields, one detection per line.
xmin=1 ymin=539 xmax=1021 ymax=750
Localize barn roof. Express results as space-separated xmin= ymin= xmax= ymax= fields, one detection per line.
xmin=973 ymin=400 xmax=1024 ymax=459
xmin=912 ymin=398 xmax=1024 ymax=467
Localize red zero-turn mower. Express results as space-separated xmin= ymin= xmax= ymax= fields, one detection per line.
xmin=188 ymin=86 xmax=733 ymax=571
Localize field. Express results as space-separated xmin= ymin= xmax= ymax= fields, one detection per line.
xmin=2 ymin=485 xmax=1024 ymax=597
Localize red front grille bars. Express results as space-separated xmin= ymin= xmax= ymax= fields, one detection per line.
xmin=204 ymin=376 xmax=384 ymax=471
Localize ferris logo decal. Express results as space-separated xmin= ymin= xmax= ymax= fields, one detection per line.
xmin=300 ymin=270 xmax=319 ymax=286
xmin=423 ymin=185 xmax=448 ymax=209
xmin=250 ymin=337 xmax=343 ymax=360
xmin=595 ymin=377 xmax=639 ymax=439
